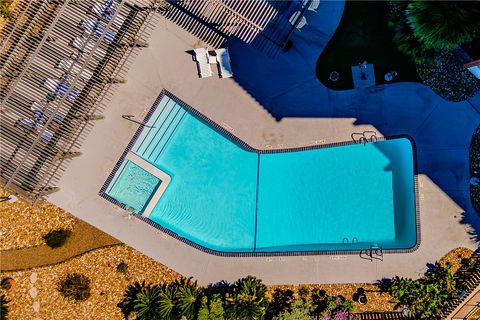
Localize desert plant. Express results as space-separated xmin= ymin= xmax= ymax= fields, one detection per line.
xmin=134 ymin=284 xmax=163 ymax=320
xmin=0 ymin=1 xmax=11 ymax=19
xmin=225 ymin=276 xmax=269 ymax=320
xmin=198 ymin=294 xmax=225 ymax=320
xmin=273 ymin=299 xmax=315 ymax=320
xmin=158 ymin=283 xmax=180 ymax=320
xmin=407 ymin=1 xmax=480 ymax=49
xmin=43 ymin=228 xmax=72 ymax=248
xmin=267 ymin=288 xmax=295 ymax=319
xmin=0 ymin=278 xmax=14 ymax=290
xmin=0 ymin=294 xmax=9 ymax=320
xmin=386 ymin=263 xmax=457 ymax=319
xmin=58 ymin=273 xmax=91 ymax=301
xmin=176 ymin=277 xmax=204 ymax=319
xmin=118 ymin=281 xmax=145 ymax=319
xmin=116 ymin=261 xmax=128 ymax=273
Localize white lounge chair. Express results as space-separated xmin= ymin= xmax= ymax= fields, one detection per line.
xmin=91 ymin=2 xmax=125 ymax=28
xmin=193 ymin=47 xmax=213 ymax=78
xmin=289 ymin=11 xmax=307 ymax=30
xmin=79 ymin=19 xmax=116 ymax=43
xmin=56 ymin=59 xmax=93 ymax=82
xmin=71 ymin=36 xmax=106 ymax=61
xmin=43 ymin=78 xmax=78 ymax=102
xmin=215 ymin=48 xmax=233 ymax=78
xmin=303 ymin=0 xmax=320 ymax=12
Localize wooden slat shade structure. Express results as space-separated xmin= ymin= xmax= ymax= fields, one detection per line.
xmin=0 ymin=0 xmax=159 ymax=203
xmin=160 ymin=0 xmax=309 ymax=56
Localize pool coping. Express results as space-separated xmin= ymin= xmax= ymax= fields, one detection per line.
xmin=124 ymin=151 xmax=171 ymax=217
xmin=99 ymin=88 xmax=421 ymax=257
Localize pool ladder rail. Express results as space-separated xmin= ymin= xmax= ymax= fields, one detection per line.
xmin=360 ymin=245 xmax=384 ymax=261
xmin=122 ymin=114 xmax=156 ymax=128
xmin=351 ymin=130 xmax=378 ymax=145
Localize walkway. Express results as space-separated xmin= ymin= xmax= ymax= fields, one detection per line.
xmin=1 ymin=220 xmax=121 ymax=271
xmin=48 ymin=1 xmax=479 ymax=285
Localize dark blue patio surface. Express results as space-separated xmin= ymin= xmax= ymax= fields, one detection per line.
xmin=228 ymin=0 xmax=480 ymax=241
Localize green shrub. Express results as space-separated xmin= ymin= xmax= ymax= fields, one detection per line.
xmin=385 ymin=263 xmax=457 ymax=319
xmin=43 ymin=229 xmax=72 ymax=248
xmin=0 ymin=294 xmax=9 ymax=320
xmin=0 ymin=1 xmax=11 ymax=19
xmin=116 ymin=261 xmax=128 ymax=273
xmin=58 ymin=273 xmax=91 ymax=301
xmin=267 ymin=288 xmax=295 ymax=319
xmin=225 ymin=276 xmax=269 ymax=320
xmin=407 ymin=1 xmax=480 ymax=49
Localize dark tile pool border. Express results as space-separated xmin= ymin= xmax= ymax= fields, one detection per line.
xmin=99 ymin=89 xmax=421 ymax=257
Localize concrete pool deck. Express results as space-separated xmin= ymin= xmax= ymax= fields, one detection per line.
xmin=49 ymin=1 xmax=479 ymax=285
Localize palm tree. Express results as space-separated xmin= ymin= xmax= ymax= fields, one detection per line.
xmin=390 ymin=16 xmax=436 ymax=64
xmin=134 ymin=284 xmax=163 ymax=320
xmin=407 ymin=1 xmax=480 ymax=49
xmin=176 ymin=277 xmax=204 ymax=319
xmin=225 ymin=276 xmax=269 ymax=320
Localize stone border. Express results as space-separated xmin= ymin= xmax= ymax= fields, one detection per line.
xmin=99 ymin=89 xmax=421 ymax=257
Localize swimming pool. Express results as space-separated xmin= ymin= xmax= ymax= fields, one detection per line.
xmin=102 ymin=91 xmax=418 ymax=254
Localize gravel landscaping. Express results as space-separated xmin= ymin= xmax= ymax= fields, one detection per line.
xmin=0 ymin=188 xmax=76 ymax=250
xmin=0 ymin=245 xmax=180 ymax=320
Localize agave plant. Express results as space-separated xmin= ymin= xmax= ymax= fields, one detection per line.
xmin=134 ymin=284 xmax=163 ymax=320
xmin=198 ymin=294 xmax=225 ymax=320
xmin=1 ymin=294 xmax=9 ymax=320
xmin=118 ymin=281 xmax=145 ymax=319
xmin=158 ymin=283 xmax=180 ymax=320
xmin=225 ymin=276 xmax=269 ymax=320
xmin=407 ymin=1 xmax=480 ymax=49
xmin=176 ymin=277 xmax=204 ymax=319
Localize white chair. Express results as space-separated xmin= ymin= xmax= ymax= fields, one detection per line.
xmin=215 ymin=48 xmax=233 ymax=78
xmin=304 ymin=0 xmax=320 ymax=12
xmin=71 ymin=36 xmax=106 ymax=61
xmin=91 ymin=3 xmax=125 ymax=28
xmin=43 ymin=78 xmax=78 ymax=102
xmin=193 ymin=47 xmax=213 ymax=78
xmin=289 ymin=11 xmax=307 ymax=30
xmin=44 ymin=78 xmax=58 ymax=92
xmin=56 ymin=59 xmax=93 ymax=82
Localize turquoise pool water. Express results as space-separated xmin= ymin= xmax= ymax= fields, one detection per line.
xmin=105 ymin=95 xmax=417 ymax=253
xmin=106 ymin=160 xmax=162 ymax=214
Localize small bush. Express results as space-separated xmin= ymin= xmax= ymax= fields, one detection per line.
xmin=0 ymin=2 xmax=11 ymax=19
xmin=58 ymin=273 xmax=91 ymax=301
xmin=116 ymin=261 xmax=128 ymax=273
xmin=43 ymin=229 xmax=72 ymax=248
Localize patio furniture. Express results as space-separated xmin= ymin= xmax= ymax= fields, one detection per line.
xmin=289 ymin=11 xmax=307 ymax=30
xmin=329 ymin=71 xmax=339 ymax=82
xmin=215 ymin=48 xmax=233 ymax=78
xmin=304 ymin=0 xmax=320 ymax=12
xmin=15 ymin=118 xmax=54 ymax=143
xmin=71 ymin=36 xmax=106 ymax=61
xmin=43 ymin=78 xmax=78 ymax=102
xmin=56 ymin=59 xmax=93 ymax=82
xmin=351 ymin=63 xmax=376 ymax=88
xmin=90 ymin=3 xmax=124 ymax=28
xmin=193 ymin=47 xmax=213 ymax=78
xmin=79 ymin=19 xmax=116 ymax=44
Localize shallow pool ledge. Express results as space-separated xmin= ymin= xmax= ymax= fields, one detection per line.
xmin=124 ymin=151 xmax=171 ymax=217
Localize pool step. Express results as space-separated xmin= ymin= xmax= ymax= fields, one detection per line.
xmin=134 ymin=98 xmax=186 ymax=162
